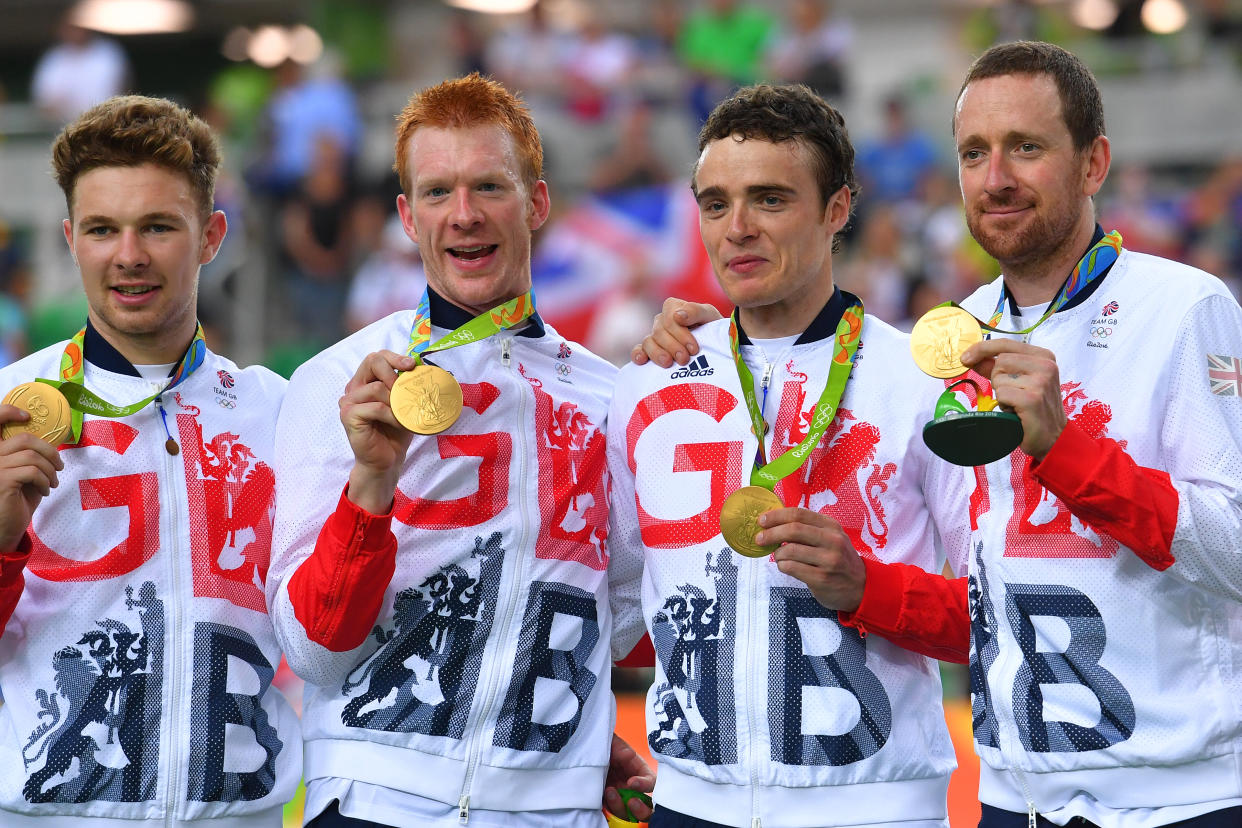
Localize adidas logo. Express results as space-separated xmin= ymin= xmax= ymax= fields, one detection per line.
xmin=670 ymin=355 xmax=715 ymax=379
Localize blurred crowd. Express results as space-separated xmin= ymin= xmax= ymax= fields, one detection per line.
xmin=2 ymin=0 xmax=1241 ymax=373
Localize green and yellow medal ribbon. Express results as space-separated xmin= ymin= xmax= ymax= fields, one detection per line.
xmin=34 ymin=323 xmax=208 ymax=444
xmin=405 ymin=289 xmax=537 ymax=364
xmin=728 ymin=297 xmax=865 ymax=491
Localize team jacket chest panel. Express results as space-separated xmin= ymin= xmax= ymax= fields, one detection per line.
xmin=611 ymin=318 xmax=957 ymax=797
xmin=0 ymin=347 xmax=297 ymax=821
xmin=959 ymin=254 xmax=1242 ymax=783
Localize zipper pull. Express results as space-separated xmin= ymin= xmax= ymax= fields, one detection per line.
xmin=458 ymin=794 xmax=470 ymax=824
xmin=752 ymin=818 xmax=762 ymax=828
xmin=760 ymin=362 xmax=774 ymax=390
xmin=1027 ymin=805 xmax=1036 ymax=828
xmin=500 ymin=338 xmax=511 ymax=368
xmin=154 ymin=397 xmax=179 ymax=456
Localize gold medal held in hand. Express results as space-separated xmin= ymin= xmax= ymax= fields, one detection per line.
xmin=910 ymin=305 xmax=983 ymax=379
xmin=720 ymin=486 xmax=783 ymax=558
xmin=1 ymin=382 xmax=72 ymax=445
xmin=390 ymin=364 xmax=464 ymax=435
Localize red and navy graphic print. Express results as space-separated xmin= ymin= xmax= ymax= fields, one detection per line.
xmin=341 ymin=532 xmax=505 ymax=736
xmin=650 ymin=549 xmax=738 ymax=765
xmin=23 ymin=582 xmax=164 ymax=804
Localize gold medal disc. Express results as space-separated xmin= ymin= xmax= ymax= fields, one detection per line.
xmin=391 ymin=364 xmax=464 ymax=435
xmin=910 ymin=305 xmax=983 ymax=379
xmin=720 ymin=485 xmax=784 ymax=558
xmin=1 ymin=382 xmax=72 ymax=445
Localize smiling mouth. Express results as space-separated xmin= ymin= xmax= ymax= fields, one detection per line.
xmin=113 ymin=285 xmax=156 ymax=296
xmin=449 ymin=245 xmax=497 ymax=261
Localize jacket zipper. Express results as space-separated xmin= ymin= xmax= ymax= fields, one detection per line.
xmin=158 ymin=392 xmax=184 ymax=826
xmin=458 ymin=337 xmax=526 ymax=823
xmin=745 ymin=552 xmax=761 ymax=826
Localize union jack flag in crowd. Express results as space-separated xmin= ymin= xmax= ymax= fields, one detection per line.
xmin=1207 ymin=354 xmax=1242 ymax=396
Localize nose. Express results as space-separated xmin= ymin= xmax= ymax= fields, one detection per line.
xmin=115 ymin=228 xmax=149 ymax=272
xmin=726 ymin=204 xmax=756 ymax=244
xmin=450 ymin=188 xmax=483 ymax=229
xmin=983 ymin=153 xmax=1016 ymax=195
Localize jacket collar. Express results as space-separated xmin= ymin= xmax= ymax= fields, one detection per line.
xmin=733 ymin=286 xmax=853 ymax=347
xmin=427 ymin=287 xmax=546 ymax=338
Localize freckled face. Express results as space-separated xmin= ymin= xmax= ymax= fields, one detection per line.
xmin=396 ymin=124 xmax=550 ymax=315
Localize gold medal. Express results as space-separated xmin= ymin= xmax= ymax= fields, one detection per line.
xmin=390 ymin=364 xmax=464 ymax=435
xmin=1 ymin=382 xmax=72 ymax=445
xmin=910 ymin=305 xmax=983 ymax=379
xmin=720 ymin=486 xmax=783 ymax=558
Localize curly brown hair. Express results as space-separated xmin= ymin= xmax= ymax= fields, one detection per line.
xmin=51 ymin=95 xmax=221 ymax=220
xmin=393 ymin=72 xmax=543 ymax=197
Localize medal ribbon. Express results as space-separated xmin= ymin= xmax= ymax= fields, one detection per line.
xmin=728 ymin=297 xmax=864 ymax=491
xmin=405 ymin=290 xmax=536 ymax=364
xmin=923 ymin=231 xmax=1123 ymax=336
xmin=33 ymin=324 xmax=208 ymax=443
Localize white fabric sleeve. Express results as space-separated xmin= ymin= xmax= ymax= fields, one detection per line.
xmin=606 ymin=368 xmax=648 ymax=662
xmin=1161 ymin=291 xmax=1242 ymax=602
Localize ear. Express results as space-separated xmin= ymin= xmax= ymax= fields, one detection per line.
xmin=198 ymin=210 xmax=228 ymax=265
xmin=62 ymin=218 xmax=75 ymax=264
xmin=1082 ymin=135 xmax=1111 ymax=198
xmin=824 ymin=184 xmax=852 ymax=235
xmin=527 ymin=180 xmax=551 ymax=232
xmin=396 ymin=193 xmax=419 ymax=245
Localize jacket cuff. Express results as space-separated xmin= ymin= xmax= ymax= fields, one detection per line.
xmin=1029 ymin=418 xmax=1095 ymax=487
xmin=839 ymin=555 xmax=904 ymax=635
xmin=288 ymin=485 xmax=398 ymax=651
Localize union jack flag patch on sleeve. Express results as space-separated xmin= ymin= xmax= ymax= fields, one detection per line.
xmin=1207 ymin=354 xmax=1242 ymax=396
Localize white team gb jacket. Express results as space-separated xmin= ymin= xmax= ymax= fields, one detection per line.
xmin=0 ymin=337 xmax=300 ymax=827
xmin=607 ymin=303 xmax=973 ymax=828
xmin=268 ymin=308 xmax=622 ymax=816
xmin=959 ymin=249 xmax=1242 ymax=817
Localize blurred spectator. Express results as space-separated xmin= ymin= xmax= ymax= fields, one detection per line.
xmin=677 ymin=0 xmax=778 ymax=123
xmin=252 ymin=55 xmax=361 ymax=198
xmin=313 ymin=0 xmax=391 ymax=84
xmin=586 ymin=265 xmax=665 ymax=367
xmin=562 ymin=10 xmax=637 ymax=123
xmin=1182 ymin=157 xmax=1242 ymax=293
xmin=484 ymin=0 xmax=576 ymax=115
xmin=1098 ymin=164 xmax=1183 ymax=261
xmin=836 ymin=204 xmax=910 ymax=325
xmin=447 ymin=10 xmax=488 ymax=76
xmin=30 ymin=16 xmax=129 ymax=124
xmin=765 ymin=0 xmax=853 ymax=100
xmin=345 ymin=209 xmax=426 ymax=333
xmin=0 ymin=220 xmax=30 ymax=367
xmin=587 ymin=100 xmax=671 ymax=194
xmin=206 ymin=63 xmax=274 ymax=150
xmin=279 ymin=134 xmax=356 ymax=345
xmin=909 ymin=169 xmax=970 ymax=293
xmin=856 ymin=94 xmax=940 ymax=210
xmin=631 ymin=4 xmax=685 ymax=103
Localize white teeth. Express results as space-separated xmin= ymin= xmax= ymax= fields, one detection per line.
xmin=453 ymin=246 xmax=489 ymax=253
xmin=115 ymin=286 xmax=153 ymax=295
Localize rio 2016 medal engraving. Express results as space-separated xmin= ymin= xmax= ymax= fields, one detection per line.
xmin=720 ymin=486 xmax=784 ymax=558
xmin=1 ymin=382 xmax=72 ymax=445
xmin=910 ymin=305 xmax=983 ymax=380
xmin=390 ymin=364 xmax=463 ymax=435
